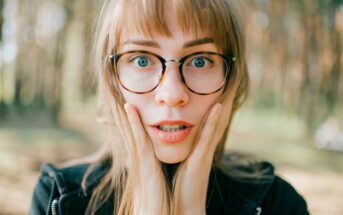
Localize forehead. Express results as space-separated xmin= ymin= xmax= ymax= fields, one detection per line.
xmin=119 ymin=27 xmax=209 ymax=45
xmin=117 ymin=30 xmax=219 ymax=56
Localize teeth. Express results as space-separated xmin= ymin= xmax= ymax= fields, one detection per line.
xmin=157 ymin=124 xmax=187 ymax=132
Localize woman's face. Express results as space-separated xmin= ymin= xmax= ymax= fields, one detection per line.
xmin=118 ymin=9 xmax=225 ymax=164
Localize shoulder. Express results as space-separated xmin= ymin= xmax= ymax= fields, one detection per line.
xmin=211 ymin=156 xmax=309 ymax=215
xmin=41 ymin=163 xmax=90 ymax=191
xmin=260 ymin=175 xmax=309 ymax=214
xmin=29 ymin=162 xmax=106 ymax=215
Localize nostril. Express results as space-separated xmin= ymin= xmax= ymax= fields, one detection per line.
xmin=155 ymin=90 xmax=188 ymax=107
xmin=158 ymin=99 xmax=165 ymax=105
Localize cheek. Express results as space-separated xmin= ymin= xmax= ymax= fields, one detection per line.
xmin=120 ymin=89 xmax=153 ymax=119
xmin=121 ymin=86 xmax=223 ymax=125
xmin=192 ymin=93 xmax=222 ymax=121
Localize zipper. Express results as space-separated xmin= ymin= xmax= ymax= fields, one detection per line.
xmin=51 ymin=198 xmax=59 ymax=215
xmin=255 ymin=206 xmax=262 ymax=215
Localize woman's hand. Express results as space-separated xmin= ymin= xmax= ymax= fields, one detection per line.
xmin=177 ymin=102 xmax=229 ymax=215
xmin=125 ymin=100 xmax=232 ymax=215
xmin=124 ymin=103 xmax=167 ymax=215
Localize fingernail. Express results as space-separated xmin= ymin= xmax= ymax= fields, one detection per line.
xmin=209 ymin=103 xmax=222 ymax=119
xmin=124 ymin=103 xmax=130 ymax=112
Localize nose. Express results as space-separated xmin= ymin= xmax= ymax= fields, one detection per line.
xmin=155 ymin=62 xmax=189 ymax=107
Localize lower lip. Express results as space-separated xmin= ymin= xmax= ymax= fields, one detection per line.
xmin=150 ymin=126 xmax=193 ymax=143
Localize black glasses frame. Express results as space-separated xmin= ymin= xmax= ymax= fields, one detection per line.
xmin=109 ymin=50 xmax=236 ymax=95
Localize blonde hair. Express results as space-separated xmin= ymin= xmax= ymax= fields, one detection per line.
xmin=83 ymin=0 xmax=250 ymax=214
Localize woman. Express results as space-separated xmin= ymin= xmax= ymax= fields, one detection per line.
xmin=29 ymin=0 xmax=309 ymax=214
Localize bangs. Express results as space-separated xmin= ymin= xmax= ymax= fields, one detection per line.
xmin=116 ymin=0 xmax=169 ymax=40
xmin=114 ymin=0 xmax=238 ymax=55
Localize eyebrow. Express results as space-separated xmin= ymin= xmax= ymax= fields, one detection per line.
xmin=122 ymin=37 xmax=214 ymax=48
xmin=122 ymin=40 xmax=160 ymax=48
xmin=183 ymin=37 xmax=214 ymax=48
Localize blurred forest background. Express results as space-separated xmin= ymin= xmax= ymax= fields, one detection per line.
xmin=0 ymin=0 xmax=343 ymax=214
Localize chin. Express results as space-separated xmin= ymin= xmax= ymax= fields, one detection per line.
xmin=153 ymin=142 xmax=191 ymax=164
xmin=157 ymin=155 xmax=186 ymax=164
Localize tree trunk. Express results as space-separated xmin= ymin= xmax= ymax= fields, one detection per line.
xmin=0 ymin=0 xmax=5 ymax=119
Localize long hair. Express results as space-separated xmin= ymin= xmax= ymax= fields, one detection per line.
xmin=83 ymin=0 xmax=250 ymax=214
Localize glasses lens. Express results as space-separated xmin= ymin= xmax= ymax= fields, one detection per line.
xmin=182 ymin=53 xmax=227 ymax=94
xmin=116 ymin=52 xmax=162 ymax=93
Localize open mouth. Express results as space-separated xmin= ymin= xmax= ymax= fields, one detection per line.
xmin=156 ymin=124 xmax=188 ymax=132
xmin=150 ymin=121 xmax=194 ymax=143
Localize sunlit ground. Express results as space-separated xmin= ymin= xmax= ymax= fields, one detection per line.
xmin=0 ymin=106 xmax=342 ymax=215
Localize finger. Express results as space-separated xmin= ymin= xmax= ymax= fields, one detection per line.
xmin=192 ymin=103 xmax=223 ymax=157
xmin=212 ymin=97 xmax=234 ymax=144
xmin=124 ymin=103 xmax=151 ymax=154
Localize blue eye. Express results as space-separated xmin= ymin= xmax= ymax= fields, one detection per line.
xmin=136 ymin=56 xmax=149 ymax=67
xmin=193 ymin=58 xmax=205 ymax=67
xmin=128 ymin=55 xmax=152 ymax=67
xmin=190 ymin=56 xmax=212 ymax=68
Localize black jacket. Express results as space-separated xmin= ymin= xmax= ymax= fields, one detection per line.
xmin=29 ymin=160 xmax=309 ymax=215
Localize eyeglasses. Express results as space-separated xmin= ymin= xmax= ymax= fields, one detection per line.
xmin=109 ymin=50 xmax=236 ymax=95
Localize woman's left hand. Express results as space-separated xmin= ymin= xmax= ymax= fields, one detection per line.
xmin=177 ymin=102 xmax=230 ymax=215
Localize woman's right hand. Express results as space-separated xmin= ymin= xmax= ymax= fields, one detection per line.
xmin=124 ymin=103 xmax=167 ymax=215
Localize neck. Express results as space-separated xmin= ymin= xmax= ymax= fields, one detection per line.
xmin=161 ymin=162 xmax=180 ymax=188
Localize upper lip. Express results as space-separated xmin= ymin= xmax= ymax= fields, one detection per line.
xmin=150 ymin=120 xmax=194 ymax=127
